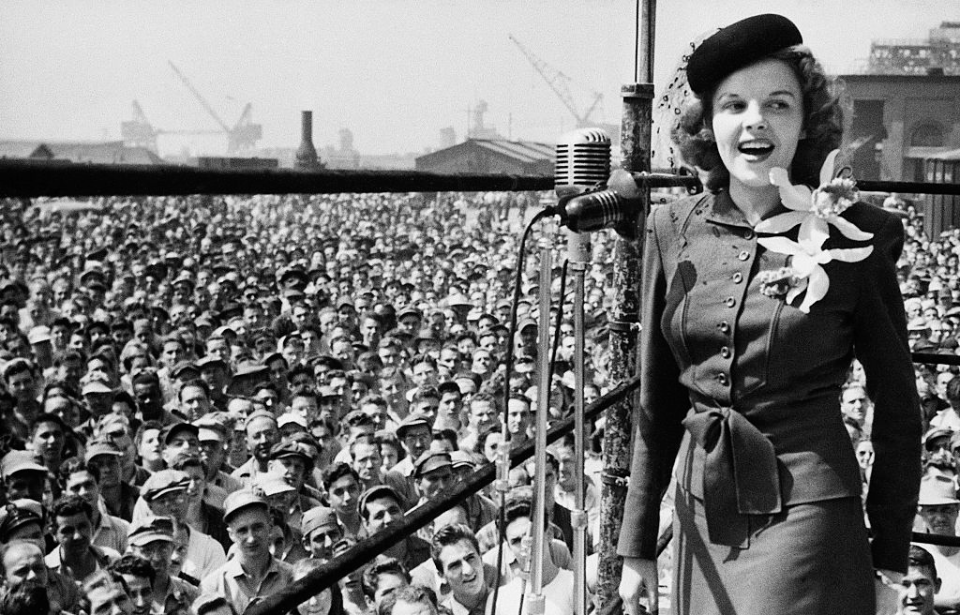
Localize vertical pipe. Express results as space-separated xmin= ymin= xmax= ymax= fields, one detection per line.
xmin=568 ymin=230 xmax=591 ymax=615
xmin=527 ymin=232 xmax=554 ymax=615
xmin=295 ymin=110 xmax=319 ymax=170
xmin=597 ymin=0 xmax=656 ymax=610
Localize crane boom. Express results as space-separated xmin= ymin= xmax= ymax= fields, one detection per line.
xmin=168 ymin=61 xmax=232 ymax=133
xmin=508 ymin=34 xmax=603 ymax=127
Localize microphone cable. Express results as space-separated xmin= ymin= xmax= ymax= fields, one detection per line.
xmin=491 ymin=206 xmax=552 ymax=615
xmin=491 ymin=211 xmax=575 ymax=615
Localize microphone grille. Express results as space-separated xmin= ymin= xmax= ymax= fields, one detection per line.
xmin=555 ymin=128 xmax=611 ymax=194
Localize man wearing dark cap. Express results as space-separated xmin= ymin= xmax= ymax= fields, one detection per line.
xmin=85 ymin=439 xmax=139 ymax=522
xmin=197 ymin=355 xmax=231 ymax=411
xmin=267 ymin=440 xmax=322 ymax=527
xmin=160 ymin=422 xmax=201 ymax=467
xmin=127 ymin=516 xmax=199 ymax=614
xmin=413 ymin=450 xmax=456 ymax=503
xmin=200 ymin=490 xmax=294 ymax=612
xmin=359 ymin=485 xmax=431 ymax=571
xmin=195 ymin=414 xmax=243 ymax=493
xmin=300 ymin=506 xmax=343 ymax=561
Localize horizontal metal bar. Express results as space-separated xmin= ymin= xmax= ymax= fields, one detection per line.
xmin=1 ymin=160 xmax=959 ymax=198
xmin=0 ymin=160 xmax=554 ymax=198
xmin=912 ymin=352 xmax=960 ymax=366
xmin=859 ymin=179 xmax=960 ymax=196
xmin=245 ymin=374 xmax=641 ymax=615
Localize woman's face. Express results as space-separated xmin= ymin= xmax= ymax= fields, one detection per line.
xmin=711 ymin=59 xmax=805 ymax=193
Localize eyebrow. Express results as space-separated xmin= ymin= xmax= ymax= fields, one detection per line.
xmin=716 ymin=90 xmax=799 ymax=102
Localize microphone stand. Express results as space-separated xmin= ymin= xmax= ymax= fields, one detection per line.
xmin=528 ymin=229 xmax=554 ymax=615
xmin=567 ymin=230 xmax=591 ymax=615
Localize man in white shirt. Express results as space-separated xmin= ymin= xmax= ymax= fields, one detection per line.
xmin=490 ymin=492 xmax=579 ymax=615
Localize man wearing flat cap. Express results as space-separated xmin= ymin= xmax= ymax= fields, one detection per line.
xmin=200 ymin=490 xmax=294 ymax=613
xmin=139 ymin=469 xmax=226 ymax=581
xmin=127 ymin=515 xmax=199 ymax=614
xmin=266 ymin=440 xmax=322 ymax=529
xmin=359 ymin=484 xmax=432 ymax=571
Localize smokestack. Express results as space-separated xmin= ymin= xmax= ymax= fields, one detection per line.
xmin=295 ymin=110 xmax=320 ymax=169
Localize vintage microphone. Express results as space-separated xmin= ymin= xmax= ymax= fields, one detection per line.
xmin=551 ymin=128 xmax=644 ymax=234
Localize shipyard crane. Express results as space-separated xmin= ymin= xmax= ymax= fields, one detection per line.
xmin=509 ymin=34 xmax=604 ymax=127
xmin=120 ymin=100 xmax=227 ymax=153
xmin=168 ymin=61 xmax=262 ymax=153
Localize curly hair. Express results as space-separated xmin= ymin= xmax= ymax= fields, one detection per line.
xmin=672 ymin=46 xmax=844 ymax=192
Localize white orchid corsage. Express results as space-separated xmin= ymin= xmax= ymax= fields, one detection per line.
xmin=754 ymin=150 xmax=874 ymax=314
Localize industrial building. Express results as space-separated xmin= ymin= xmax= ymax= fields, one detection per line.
xmin=414 ymin=138 xmax=553 ymax=175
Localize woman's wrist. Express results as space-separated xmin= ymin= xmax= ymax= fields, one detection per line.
xmin=874 ymin=568 xmax=904 ymax=586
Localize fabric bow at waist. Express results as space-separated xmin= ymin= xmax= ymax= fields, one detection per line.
xmin=682 ymin=405 xmax=781 ymax=548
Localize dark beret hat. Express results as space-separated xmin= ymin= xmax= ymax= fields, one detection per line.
xmin=686 ymin=14 xmax=803 ymax=97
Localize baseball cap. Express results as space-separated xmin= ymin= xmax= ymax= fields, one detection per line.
xmin=396 ymin=414 xmax=431 ymax=439
xmin=277 ymin=413 xmax=307 ymax=431
xmin=413 ymin=451 xmax=452 ymax=478
xmin=450 ymin=451 xmax=477 ymax=470
xmin=0 ymin=452 xmax=47 ymax=480
xmin=301 ymin=506 xmax=339 ymax=537
xmin=255 ymin=474 xmax=296 ymax=497
xmin=84 ymin=439 xmax=124 ymax=463
xmin=223 ymin=490 xmax=271 ymax=522
xmin=162 ymin=422 xmax=200 ymax=446
xmin=269 ymin=441 xmax=314 ymax=465
xmin=128 ymin=515 xmax=176 ymax=547
xmin=170 ymin=361 xmax=200 ymax=379
xmin=81 ymin=379 xmax=114 ymax=395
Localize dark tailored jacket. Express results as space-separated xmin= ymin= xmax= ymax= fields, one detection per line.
xmin=617 ymin=190 xmax=922 ymax=573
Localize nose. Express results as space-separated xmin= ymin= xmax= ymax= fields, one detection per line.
xmin=743 ymin=101 xmax=768 ymax=130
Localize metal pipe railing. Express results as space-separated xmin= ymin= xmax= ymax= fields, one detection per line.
xmin=245 ymin=374 xmax=642 ymax=615
xmin=3 ymin=160 xmax=960 ymax=198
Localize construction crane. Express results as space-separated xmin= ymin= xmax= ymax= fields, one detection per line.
xmin=120 ymin=100 xmax=226 ymax=153
xmin=168 ymin=61 xmax=262 ymax=153
xmin=509 ymin=34 xmax=604 ymax=127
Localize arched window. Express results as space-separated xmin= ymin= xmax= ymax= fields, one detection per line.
xmin=912 ymin=121 xmax=945 ymax=147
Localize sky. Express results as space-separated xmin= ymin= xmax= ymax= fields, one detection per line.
xmin=1 ymin=0 xmax=958 ymax=157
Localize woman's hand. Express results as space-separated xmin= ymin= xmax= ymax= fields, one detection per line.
xmin=619 ymin=556 xmax=658 ymax=615
xmin=874 ymin=568 xmax=903 ymax=615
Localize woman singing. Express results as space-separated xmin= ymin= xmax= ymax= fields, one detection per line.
xmin=617 ymin=14 xmax=921 ymax=615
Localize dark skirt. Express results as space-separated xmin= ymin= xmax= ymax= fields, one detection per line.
xmin=673 ymin=485 xmax=875 ymax=615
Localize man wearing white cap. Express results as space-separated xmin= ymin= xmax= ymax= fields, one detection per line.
xmin=915 ymin=473 xmax=960 ymax=610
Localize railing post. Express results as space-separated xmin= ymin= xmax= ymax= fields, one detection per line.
xmin=597 ymin=0 xmax=656 ymax=607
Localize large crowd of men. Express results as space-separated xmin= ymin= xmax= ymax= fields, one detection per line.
xmin=0 ymin=190 xmax=955 ymax=615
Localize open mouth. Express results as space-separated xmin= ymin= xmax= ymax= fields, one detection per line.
xmin=738 ymin=140 xmax=775 ymax=156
